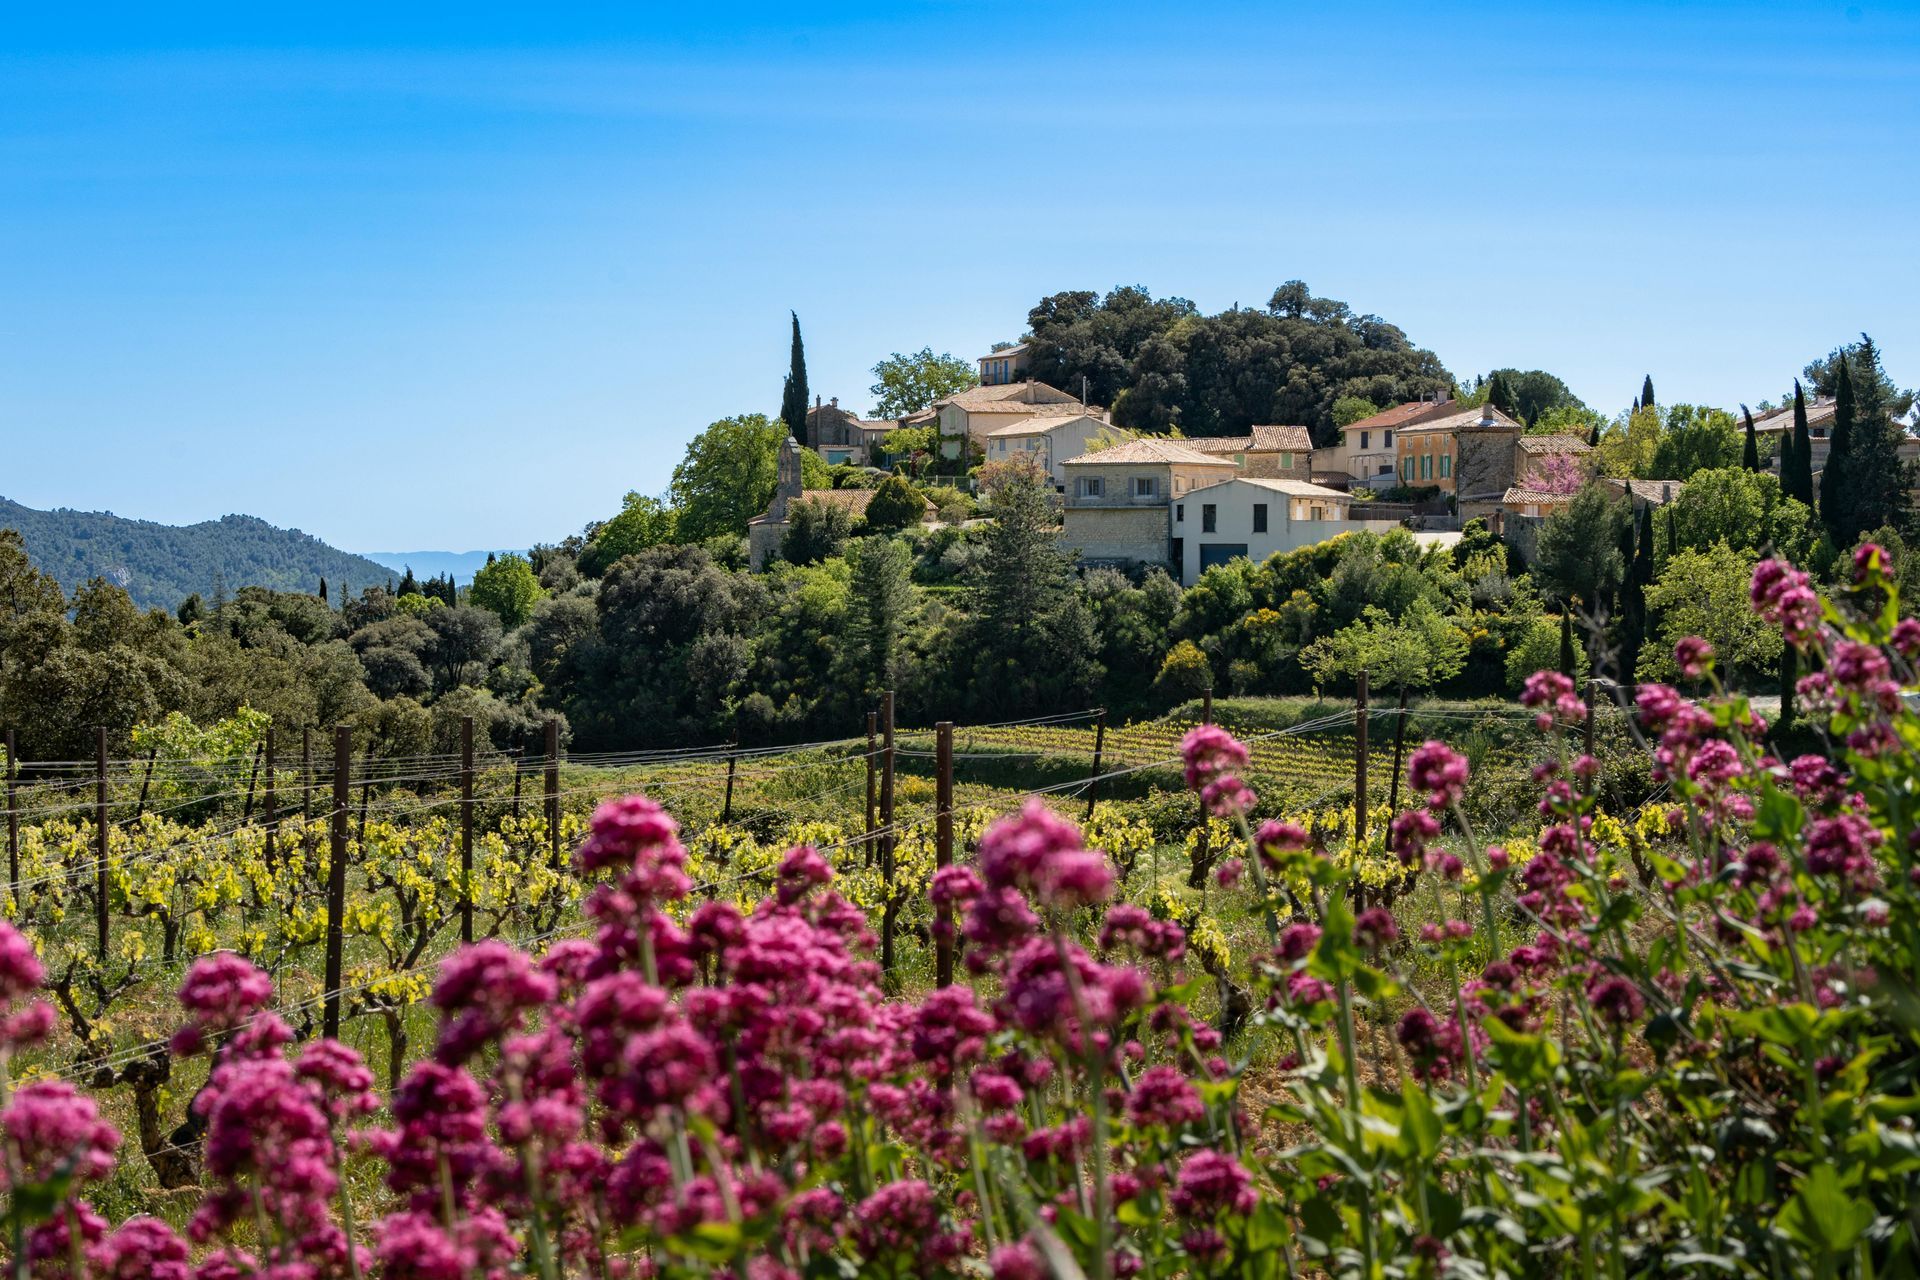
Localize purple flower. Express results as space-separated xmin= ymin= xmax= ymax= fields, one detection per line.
xmin=1354 ymin=907 xmax=1399 ymax=951
xmin=1408 ymin=741 xmax=1470 ymax=809
xmin=1181 ymin=725 xmax=1250 ymax=792
xmin=1674 ymin=636 xmax=1714 ymax=680
xmin=1170 ymin=1150 xmax=1257 ymax=1217
xmin=1585 ymin=975 xmax=1645 ymax=1027
xmin=172 ymin=951 xmax=275 ymax=1056
xmin=777 ymin=845 xmax=834 ymax=904
xmin=1831 ymin=641 xmax=1891 ymax=692
xmin=990 ymin=1241 xmax=1046 ymax=1280
xmin=430 ymin=940 xmax=557 ymax=1065
xmin=90 ymin=1217 xmax=190 ymax=1280
xmin=1127 ymin=1064 xmax=1206 ymax=1129
xmin=3 ymin=1080 xmax=120 ymax=1186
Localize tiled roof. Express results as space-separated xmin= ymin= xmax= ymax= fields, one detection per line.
xmin=1234 ymin=477 xmax=1351 ymax=499
xmin=1062 ymin=438 xmax=1237 ymax=467
xmin=936 ymin=381 xmax=1084 ymax=413
xmin=987 ymin=412 xmax=1105 ymax=438
xmin=1251 ymin=424 xmax=1313 ymax=451
xmin=791 ymin=489 xmax=932 ymax=518
xmin=1501 ymin=486 xmax=1577 ymax=507
xmin=1401 ymin=405 xmax=1524 ymax=436
xmin=1603 ymin=478 xmax=1686 ymax=505
xmin=977 ymin=342 xmax=1029 ymax=360
xmin=1338 ymin=399 xmax=1460 ymax=435
xmin=1750 ymin=398 xmax=1837 ymax=434
xmin=1516 ymin=433 xmax=1594 ymax=455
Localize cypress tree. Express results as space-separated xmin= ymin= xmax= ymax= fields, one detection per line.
xmin=1588 ymin=422 xmax=1600 ymax=449
xmin=1641 ymin=374 xmax=1656 ymax=410
xmin=1820 ymin=356 xmax=1856 ymax=543
xmin=1742 ymin=404 xmax=1760 ymax=471
xmin=1665 ymin=506 xmax=1676 ymax=559
xmin=1559 ymin=608 xmax=1575 ymax=678
xmin=318 ymin=577 xmax=328 ymax=602
xmin=1778 ymin=643 xmax=1797 ymax=733
xmin=1619 ymin=503 xmax=1655 ymax=681
xmin=1789 ymin=379 xmax=1814 ymax=504
xmin=779 ymin=312 xmax=810 ymax=446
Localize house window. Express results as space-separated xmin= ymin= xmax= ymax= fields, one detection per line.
xmin=1278 ymin=451 xmax=1293 ymax=470
xmin=1384 ymin=430 xmax=1394 ymax=447
xmin=1252 ymin=503 xmax=1268 ymax=533
xmin=1202 ymin=504 xmax=1217 ymax=533
xmin=1420 ymin=454 xmax=1432 ymax=480
xmin=1402 ymin=458 xmax=1413 ymax=482
xmin=1360 ymin=431 xmax=1370 ymax=450
xmin=1175 ymin=503 xmax=1185 ymax=523
xmin=1439 ymin=455 xmax=1451 ymax=478
xmin=1310 ymin=505 xmax=1325 ymax=520
xmin=1079 ymin=477 xmax=1105 ymax=499
xmin=1133 ymin=475 xmax=1158 ymax=498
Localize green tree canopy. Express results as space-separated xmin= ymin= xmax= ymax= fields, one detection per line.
xmin=1298 ymin=601 xmax=1467 ymax=694
xmin=1533 ymin=483 xmax=1630 ymax=606
xmin=1639 ymin=544 xmax=1781 ymax=687
xmin=1331 ymin=396 xmax=1381 ymax=427
xmin=1667 ymin=467 xmax=1815 ymax=561
xmin=468 ymin=553 xmax=545 ymax=629
xmin=670 ymin=413 xmax=786 ymax=542
xmin=583 ymin=493 xmax=677 ymax=575
xmin=1645 ymin=405 xmax=1741 ymax=480
xmin=862 ymin=476 xmax=925 ymax=532
xmin=869 ymin=348 xmax=977 ymax=419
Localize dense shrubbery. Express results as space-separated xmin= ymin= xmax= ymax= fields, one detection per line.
xmin=3 ymin=545 xmax=1918 ymax=1276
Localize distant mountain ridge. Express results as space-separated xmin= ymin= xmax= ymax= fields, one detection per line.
xmin=0 ymin=496 xmax=398 ymax=612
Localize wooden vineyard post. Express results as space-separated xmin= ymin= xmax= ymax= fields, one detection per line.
xmin=544 ymin=718 xmax=561 ymax=870
xmin=722 ymin=742 xmax=738 ymax=824
xmin=460 ymin=716 xmax=475 ymax=945
xmin=356 ymin=745 xmax=374 ymax=847
xmin=263 ymin=724 xmax=277 ymax=868
xmin=1084 ymin=708 xmax=1107 ymax=823
xmin=4 ymin=729 xmax=17 ymax=914
xmin=95 ymin=726 xmax=109 ymax=963
xmin=935 ymin=721 xmax=954 ymax=988
xmin=324 ymin=727 xmax=350 ymax=1040
xmin=864 ymin=711 xmax=878 ymax=868
xmin=1354 ymin=671 xmax=1369 ymax=843
xmin=1583 ymin=681 xmax=1597 ymax=760
xmin=511 ymin=747 xmax=523 ymax=821
xmin=879 ymin=691 xmax=897 ymax=974
xmin=1387 ymin=685 xmax=1410 ymax=815
xmin=1202 ymin=687 xmax=1213 ymax=724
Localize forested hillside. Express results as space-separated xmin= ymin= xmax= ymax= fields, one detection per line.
xmin=0 ymin=497 xmax=395 ymax=611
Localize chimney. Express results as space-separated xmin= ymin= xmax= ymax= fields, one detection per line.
xmin=830 ymin=397 xmax=838 ymax=408
xmin=814 ymin=395 xmax=822 ymax=409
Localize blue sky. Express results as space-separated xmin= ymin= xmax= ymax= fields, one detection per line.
xmin=2 ymin=1 xmax=1915 ymax=551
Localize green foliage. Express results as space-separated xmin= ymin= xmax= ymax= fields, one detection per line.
xmin=780 ymin=499 xmax=854 ymax=567
xmin=1503 ymin=613 xmax=1564 ymax=692
xmin=1532 ymin=484 xmax=1629 ymax=607
xmin=1298 ymin=600 xmax=1467 ymax=693
xmin=837 ymin=537 xmax=917 ymax=698
xmin=780 ymin=311 xmax=809 ymax=445
xmin=1026 ymin=282 xmax=1452 ymax=437
xmin=1593 ymin=405 xmax=1662 ymax=479
xmin=1816 ymin=335 xmax=1913 ymax=548
xmin=1638 ymin=543 xmax=1782 ymax=684
xmin=868 ymin=348 xmax=977 ymax=419
xmin=468 ymin=553 xmax=545 ymax=629
xmin=582 ymin=492 xmax=678 ymax=575
xmin=1329 ymin=395 xmax=1380 ymax=428
xmin=1154 ymin=638 xmax=1213 ymax=700
xmin=861 ymin=476 xmax=925 ymax=533
xmin=1485 ymin=367 xmax=1583 ymax=423
xmin=1645 ymin=404 xmax=1741 ymax=479
xmin=1667 ymin=467 xmax=1815 ymax=560
xmin=669 ymin=413 xmax=786 ymax=542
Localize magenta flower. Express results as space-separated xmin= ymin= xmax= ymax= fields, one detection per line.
xmin=2 ymin=1080 xmax=120 ymax=1186
xmin=990 ymin=1241 xmax=1046 ymax=1280
xmin=1408 ymin=740 xmax=1470 ymax=809
xmin=1170 ymin=1149 xmax=1258 ymax=1217
xmin=777 ymin=844 xmax=834 ymax=904
xmin=172 ymin=951 xmax=275 ymax=1056
xmin=1181 ymin=724 xmax=1250 ymax=791
xmin=1354 ymin=907 xmax=1399 ymax=951
xmin=431 ymin=940 xmax=558 ymax=1065
xmin=1674 ymin=636 xmax=1714 ymax=680
xmin=1585 ymin=975 xmax=1646 ymax=1027
xmin=90 ymin=1217 xmax=190 ymax=1280
xmin=1830 ymin=641 xmax=1891 ymax=692
xmin=1126 ymin=1064 xmax=1205 ymax=1129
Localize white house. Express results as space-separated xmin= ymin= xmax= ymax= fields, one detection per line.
xmin=934 ymin=381 xmax=1091 ymax=454
xmin=1172 ymin=477 xmax=1407 ymax=583
xmin=985 ymin=413 xmax=1122 ymax=490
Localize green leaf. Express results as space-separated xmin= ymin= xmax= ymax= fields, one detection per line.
xmin=1775 ymin=1166 xmax=1874 ymax=1254
xmin=1401 ymin=1082 xmax=1443 ymax=1161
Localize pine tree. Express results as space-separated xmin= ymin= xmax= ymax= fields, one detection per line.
xmin=1742 ymin=405 xmax=1760 ymax=471
xmin=1820 ymin=356 xmax=1856 ymax=543
xmin=1641 ymin=374 xmax=1656 ymax=411
xmin=1788 ymin=380 xmax=1814 ymax=504
xmin=780 ymin=312 xmax=810 ymax=447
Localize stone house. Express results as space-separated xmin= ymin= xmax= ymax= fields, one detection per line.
xmin=806 ymin=398 xmax=897 ymax=466
xmin=933 ymin=381 xmax=1092 ymax=454
xmin=985 ymin=413 xmax=1124 ymax=490
xmin=1330 ymin=399 xmax=1461 ymax=489
xmin=1179 ymin=425 xmax=1315 ymax=479
xmin=1056 ymin=439 xmax=1238 ymax=572
xmin=977 ymin=343 xmax=1032 ymax=386
xmin=1397 ymin=403 xmax=1526 ymax=496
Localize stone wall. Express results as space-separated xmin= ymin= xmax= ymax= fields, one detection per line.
xmin=1059 ymin=506 xmax=1173 ymax=570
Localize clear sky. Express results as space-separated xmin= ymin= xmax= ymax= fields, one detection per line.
xmin=2 ymin=1 xmax=1915 ymax=551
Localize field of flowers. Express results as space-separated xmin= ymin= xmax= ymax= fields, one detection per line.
xmin=2 ymin=546 xmax=1918 ymax=1277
